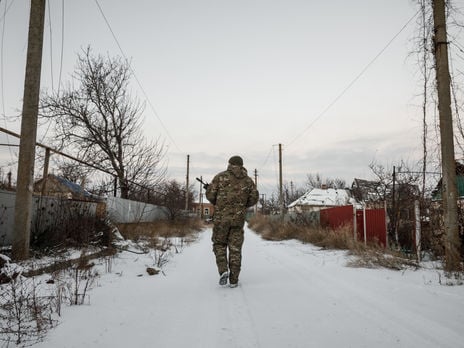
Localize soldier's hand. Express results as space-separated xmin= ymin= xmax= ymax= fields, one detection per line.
xmin=203 ymin=183 xmax=209 ymax=190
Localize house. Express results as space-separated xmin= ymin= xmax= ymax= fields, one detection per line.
xmin=351 ymin=178 xmax=387 ymax=206
xmin=191 ymin=193 xmax=215 ymax=219
xmin=287 ymin=186 xmax=356 ymax=213
xmin=34 ymin=174 xmax=102 ymax=202
xmin=432 ymin=162 xmax=464 ymax=200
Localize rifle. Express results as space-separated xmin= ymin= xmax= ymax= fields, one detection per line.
xmin=196 ymin=177 xmax=209 ymax=190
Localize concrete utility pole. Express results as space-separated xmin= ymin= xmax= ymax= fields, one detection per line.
xmin=432 ymin=0 xmax=460 ymax=271
xmin=278 ymin=143 xmax=284 ymax=217
xmin=185 ymin=154 xmax=190 ymax=211
xmin=12 ymin=0 xmax=46 ymax=260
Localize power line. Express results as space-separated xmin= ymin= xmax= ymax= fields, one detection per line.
xmin=57 ymin=0 xmax=64 ymax=93
xmin=0 ymin=0 xmax=13 ymax=160
xmin=93 ymin=0 xmax=181 ymax=153
xmin=47 ymin=0 xmax=53 ymax=91
xmin=0 ymin=0 xmax=15 ymax=24
xmin=40 ymin=0 xmax=64 ymax=144
xmin=260 ymin=145 xmax=273 ymax=168
xmin=286 ymin=9 xmax=421 ymax=150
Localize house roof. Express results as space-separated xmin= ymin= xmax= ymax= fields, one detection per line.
xmin=35 ymin=174 xmax=102 ymax=201
xmin=288 ymin=188 xmax=355 ymax=208
xmin=432 ymin=162 xmax=464 ymax=200
xmin=351 ymin=178 xmax=385 ymax=202
xmin=432 ymin=175 xmax=464 ymax=200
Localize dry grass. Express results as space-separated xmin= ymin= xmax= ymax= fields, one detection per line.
xmin=248 ymin=215 xmax=356 ymax=250
xmin=248 ymin=214 xmax=420 ymax=270
xmin=116 ymin=218 xmax=203 ymax=243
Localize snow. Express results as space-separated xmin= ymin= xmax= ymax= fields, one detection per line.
xmin=33 ymin=226 xmax=463 ymax=348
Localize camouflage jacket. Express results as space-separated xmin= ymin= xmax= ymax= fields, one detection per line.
xmin=205 ymin=164 xmax=259 ymax=226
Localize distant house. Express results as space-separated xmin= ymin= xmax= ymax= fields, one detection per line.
xmin=191 ymin=193 xmax=215 ymax=219
xmin=351 ymin=178 xmax=386 ymax=205
xmin=432 ymin=162 xmax=464 ymax=200
xmin=34 ymin=174 xmax=102 ymax=202
xmin=288 ymin=186 xmax=356 ymax=213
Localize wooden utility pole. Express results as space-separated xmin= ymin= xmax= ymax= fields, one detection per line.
xmin=12 ymin=0 xmax=46 ymax=260
xmin=432 ymin=0 xmax=460 ymax=271
xmin=278 ymin=143 xmax=284 ymax=217
xmin=185 ymin=154 xmax=190 ymax=211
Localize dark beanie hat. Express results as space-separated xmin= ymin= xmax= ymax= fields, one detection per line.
xmin=228 ymin=155 xmax=243 ymax=166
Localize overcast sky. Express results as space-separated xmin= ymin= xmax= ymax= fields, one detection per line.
xmin=0 ymin=0 xmax=449 ymax=198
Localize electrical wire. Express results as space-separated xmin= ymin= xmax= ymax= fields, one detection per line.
xmin=0 ymin=0 xmax=14 ymax=25
xmin=47 ymin=0 xmax=53 ymax=91
xmin=93 ymin=0 xmax=181 ymax=153
xmin=0 ymin=0 xmax=13 ymax=160
xmin=40 ymin=0 xmax=61 ymax=145
xmin=285 ymin=8 xmax=421 ymax=150
xmin=57 ymin=0 xmax=64 ymax=93
xmin=260 ymin=145 xmax=273 ymax=169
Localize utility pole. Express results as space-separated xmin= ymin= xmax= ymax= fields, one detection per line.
xmin=185 ymin=154 xmax=190 ymax=211
xmin=199 ymin=176 xmax=203 ymax=219
xmin=278 ymin=143 xmax=284 ymax=218
xmin=12 ymin=0 xmax=46 ymax=260
xmin=432 ymin=0 xmax=460 ymax=271
xmin=254 ymin=169 xmax=258 ymax=213
xmin=391 ymin=166 xmax=398 ymax=245
xmin=261 ymin=194 xmax=266 ymax=214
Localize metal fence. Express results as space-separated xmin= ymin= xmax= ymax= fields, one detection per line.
xmin=0 ymin=190 xmax=168 ymax=246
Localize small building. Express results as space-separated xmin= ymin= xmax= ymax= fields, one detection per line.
xmin=351 ymin=178 xmax=386 ymax=207
xmin=34 ymin=174 xmax=102 ymax=202
xmin=191 ymin=193 xmax=215 ymax=219
xmin=288 ymin=186 xmax=356 ymax=213
xmin=432 ymin=162 xmax=464 ymax=200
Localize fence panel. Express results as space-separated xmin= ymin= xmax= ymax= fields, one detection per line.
xmin=0 ymin=190 xmax=169 ymax=246
xmin=321 ymin=205 xmax=387 ymax=247
xmin=320 ymin=205 xmax=354 ymax=229
xmin=364 ymin=208 xmax=387 ymax=247
xmin=105 ymin=196 xmax=168 ymax=223
xmin=356 ymin=208 xmax=387 ymax=247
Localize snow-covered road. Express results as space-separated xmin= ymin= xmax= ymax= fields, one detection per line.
xmin=36 ymin=227 xmax=464 ymax=348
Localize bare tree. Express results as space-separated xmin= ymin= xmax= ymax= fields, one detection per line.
xmin=305 ymin=173 xmax=346 ymax=190
xmin=369 ymin=160 xmax=421 ymax=248
xmin=55 ymin=160 xmax=91 ymax=186
xmin=152 ymin=180 xmax=193 ymax=221
xmin=283 ymin=181 xmax=305 ymax=206
xmin=41 ymin=47 xmax=166 ymax=198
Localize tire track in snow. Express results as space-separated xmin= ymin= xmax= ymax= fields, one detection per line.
xmin=219 ymin=283 xmax=261 ymax=347
xmin=243 ymin=229 xmax=462 ymax=348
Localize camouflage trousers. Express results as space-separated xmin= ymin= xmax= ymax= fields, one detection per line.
xmin=211 ymin=223 xmax=244 ymax=284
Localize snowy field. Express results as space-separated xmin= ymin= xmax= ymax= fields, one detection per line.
xmin=33 ymin=226 xmax=463 ymax=348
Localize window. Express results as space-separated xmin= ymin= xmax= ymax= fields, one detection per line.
xmin=204 ymin=208 xmax=210 ymax=216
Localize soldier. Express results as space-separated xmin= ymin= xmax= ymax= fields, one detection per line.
xmin=205 ymin=155 xmax=259 ymax=288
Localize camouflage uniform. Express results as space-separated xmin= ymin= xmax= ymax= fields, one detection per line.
xmin=205 ymin=156 xmax=259 ymax=285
